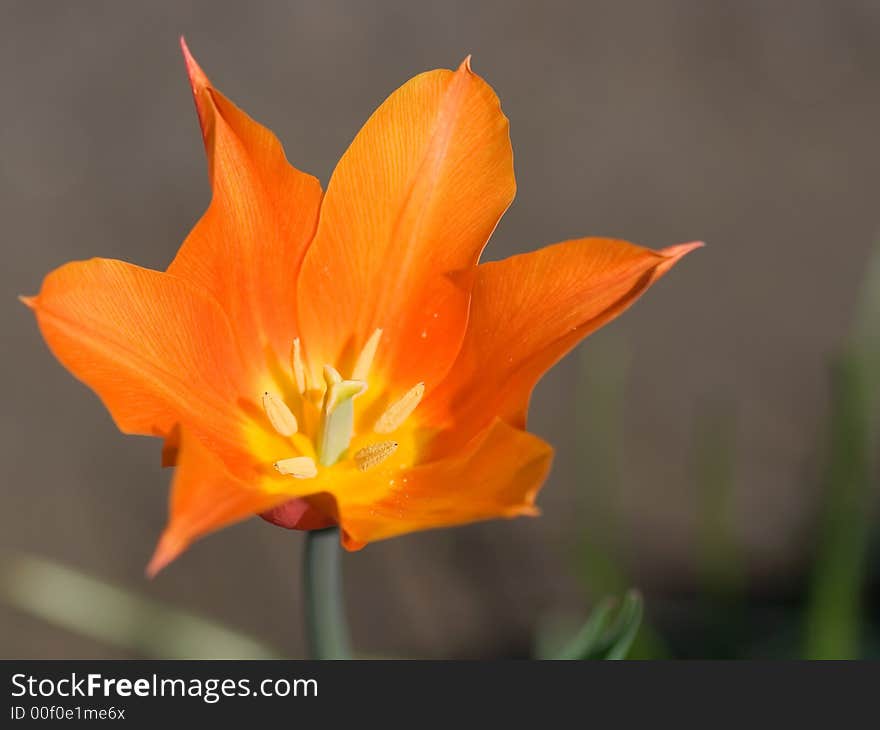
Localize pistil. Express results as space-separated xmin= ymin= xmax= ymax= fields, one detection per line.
xmin=317 ymin=366 xmax=367 ymax=467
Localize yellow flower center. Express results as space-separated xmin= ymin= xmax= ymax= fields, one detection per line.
xmin=257 ymin=329 xmax=424 ymax=481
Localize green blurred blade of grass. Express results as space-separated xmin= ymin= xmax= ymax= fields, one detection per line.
xmin=803 ymin=235 xmax=880 ymax=660
xmin=803 ymin=354 xmax=874 ymax=659
xmin=543 ymin=590 xmax=644 ymax=660
xmin=691 ymin=401 xmax=751 ymax=658
xmin=603 ymin=591 xmax=644 ymax=660
xmin=693 ymin=402 xmax=744 ymax=603
xmin=573 ymin=340 xmax=668 ymax=659
xmin=547 ymin=597 xmax=617 ymax=660
xmin=0 ymin=552 xmax=283 ymax=659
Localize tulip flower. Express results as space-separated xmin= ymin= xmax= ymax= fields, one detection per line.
xmin=24 ymin=40 xmax=701 ymax=579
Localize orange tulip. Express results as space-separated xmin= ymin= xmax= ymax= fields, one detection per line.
xmin=24 ymin=40 xmax=701 ymax=575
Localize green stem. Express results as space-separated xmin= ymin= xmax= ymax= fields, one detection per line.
xmin=304 ymin=527 xmax=352 ymax=659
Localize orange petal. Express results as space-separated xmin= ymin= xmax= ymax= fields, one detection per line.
xmin=335 ymin=419 xmax=553 ymax=547
xmin=296 ymin=57 xmax=515 ymax=389
xmin=423 ymin=238 xmax=703 ymax=451
xmin=168 ymin=39 xmax=323 ymax=367
xmin=147 ymin=428 xmax=295 ymax=576
xmin=27 ymin=258 xmax=249 ymax=458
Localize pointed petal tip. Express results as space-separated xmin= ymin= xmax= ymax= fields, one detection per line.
xmin=179 ymin=35 xmax=209 ymax=93
xmin=18 ymin=294 xmax=36 ymax=310
xmin=458 ymin=54 xmax=474 ymax=73
xmin=664 ymin=240 xmax=705 ymax=259
xmin=145 ymin=532 xmax=185 ymax=578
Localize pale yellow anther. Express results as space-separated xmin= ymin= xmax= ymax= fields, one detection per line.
xmin=262 ymin=392 xmax=298 ymax=436
xmin=291 ymin=338 xmax=308 ymax=394
xmin=354 ymin=441 xmax=398 ymax=471
xmin=274 ymin=456 xmax=318 ymax=479
xmin=351 ymin=328 xmax=383 ymax=381
xmin=374 ymin=382 xmax=425 ymax=434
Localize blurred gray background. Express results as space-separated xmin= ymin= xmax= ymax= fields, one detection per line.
xmin=3 ymin=0 xmax=880 ymax=657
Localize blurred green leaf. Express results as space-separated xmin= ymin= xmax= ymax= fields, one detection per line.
xmin=551 ymin=597 xmax=617 ymax=660
xmin=0 ymin=552 xmax=283 ymax=659
xmin=573 ymin=341 xmax=669 ymax=658
xmin=603 ymin=591 xmax=644 ymax=660
xmin=803 ymin=354 xmax=874 ymax=659
xmin=803 ymin=235 xmax=880 ymax=659
xmin=693 ymin=402 xmax=744 ymax=603
xmin=689 ymin=401 xmax=750 ymax=658
xmin=549 ymin=590 xmax=644 ymax=660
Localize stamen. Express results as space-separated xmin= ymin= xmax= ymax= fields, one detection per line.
xmin=354 ymin=441 xmax=399 ymax=471
xmin=262 ymin=392 xmax=298 ymax=436
xmin=274 ymin=456 xmax=318 ymax=478
xmin=351 ymin=328 xmax=383 ymax=381
xmin=374 ymin=382 xmax=425 ymax=434
xmin=291 ymin=338 xmax=308 ymax=394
